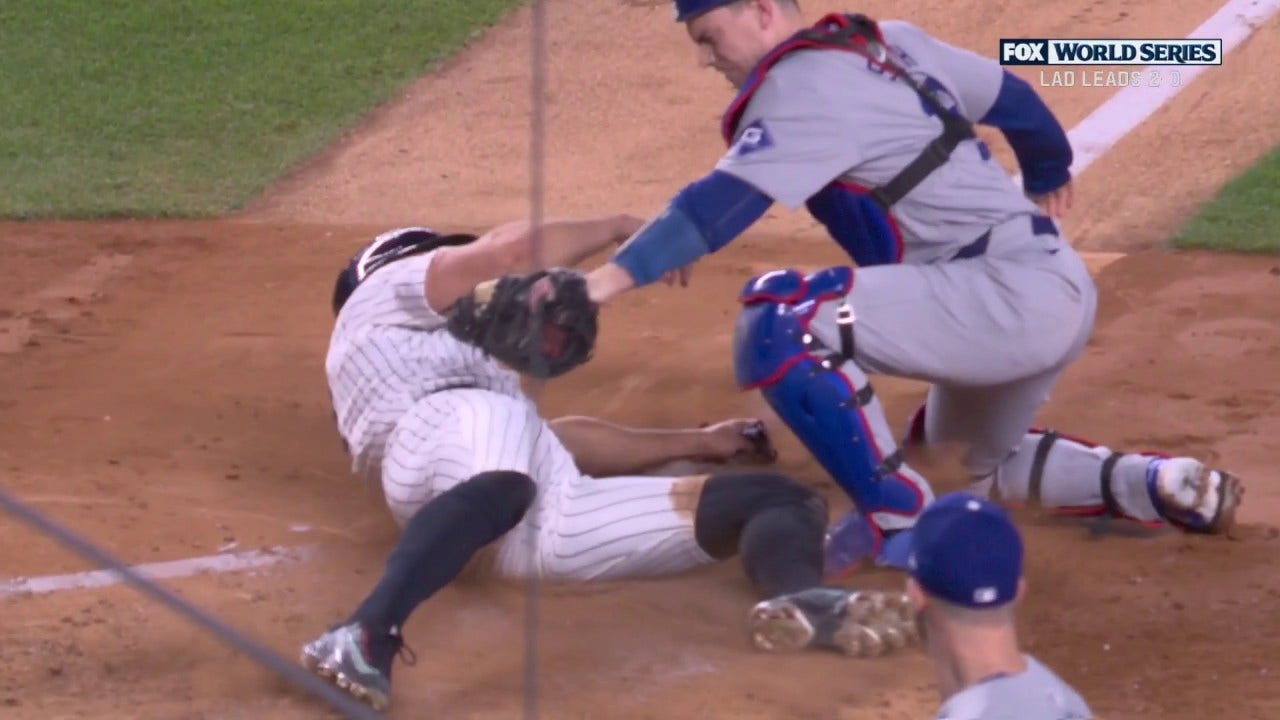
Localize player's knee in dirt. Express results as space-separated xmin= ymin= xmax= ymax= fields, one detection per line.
xmin=694 ymin=471 xmax=828 ymax=559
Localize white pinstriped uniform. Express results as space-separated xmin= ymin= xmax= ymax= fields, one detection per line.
xmin=325 ymin=243 xmax=714 ymax=581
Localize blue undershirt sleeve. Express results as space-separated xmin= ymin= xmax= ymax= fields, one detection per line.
xmin=611 ymin=170 xmax=773 ymax=287
xmin=979 ymin=71 xmax=1074 ymax=196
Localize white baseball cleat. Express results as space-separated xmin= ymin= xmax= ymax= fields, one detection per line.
xmin=1147 ymin=457 xmax=1244 ymax=535
xmin=748 ymin=587 xmax=918 ymax=658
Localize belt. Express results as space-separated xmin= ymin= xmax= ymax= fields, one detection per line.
xmin=951 ymin=214 xmax=1059 ymax=261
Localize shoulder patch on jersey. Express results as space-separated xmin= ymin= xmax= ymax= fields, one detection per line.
xmin=729 ymin=119 xmax=775 ymax=157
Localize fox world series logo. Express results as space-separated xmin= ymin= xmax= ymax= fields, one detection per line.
xmin=999 ymin=38 xmax=1222 ymax=87
xmin=999 ymin=38 xmax=1223 ymax=65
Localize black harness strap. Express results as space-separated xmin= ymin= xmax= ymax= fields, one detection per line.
xmin=802 ymin=303 xmax=857 ymax=370
xmin=1027 ymin=429 xmax=1059 ymax=505
xmin=835 ymin=302 xmax=857 ymax=363
xmin=1099 ymin=452 xmax=1126 ymax=517
xmin=793 ymin=15 xmax=978 ymax=210
xmin=1087 ymin=451 xmax=1128 ymax=537
xmin=875 ymin=449 xmax=905 ymax=480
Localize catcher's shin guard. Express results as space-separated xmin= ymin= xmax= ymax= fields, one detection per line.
xmin=732 ymin=267 xmax=932 ymax=531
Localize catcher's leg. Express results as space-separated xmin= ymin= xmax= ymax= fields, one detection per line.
xmin=908 ymin=376 xmax=1242 ymax=534
xmin=733 ymin=267 xmax=933 ymax=571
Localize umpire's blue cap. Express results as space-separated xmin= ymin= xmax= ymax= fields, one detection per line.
xmin=674 ymin=0 xmax=740 ymax=22
xmin=907 ymin=492 xmax=1023 ymax=609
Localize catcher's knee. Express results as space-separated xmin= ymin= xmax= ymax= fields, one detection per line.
xmin=732 ymin=266 xmax=856 ymax=390
xmin=694 ymin=471 xmax=828 ymax=559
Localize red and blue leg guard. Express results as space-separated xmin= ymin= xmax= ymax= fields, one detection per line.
xmin=732 ymin=267 xmax=932 ymax=542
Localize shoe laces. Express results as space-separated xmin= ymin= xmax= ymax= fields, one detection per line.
xmin=386 ymin=625 xmax=418 ymax=667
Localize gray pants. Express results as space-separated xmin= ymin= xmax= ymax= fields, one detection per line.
xmin=804 ymin=220 xmax=1165 ymax=522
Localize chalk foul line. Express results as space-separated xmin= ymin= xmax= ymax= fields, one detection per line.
xmin=0 ymin=544 xmax=314 ymax=599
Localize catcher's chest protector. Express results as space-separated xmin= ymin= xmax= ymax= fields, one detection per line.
xmin=720 ymin=12 xmax=976 ymax=211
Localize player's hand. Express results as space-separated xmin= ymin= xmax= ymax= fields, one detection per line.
xmin=1030 ymin=181 xmax=1074 ymax=218
xmin=662 ymin=265 xmax=693 ymax=288
xmin=695 ymin=419 xmax=778 ymax=464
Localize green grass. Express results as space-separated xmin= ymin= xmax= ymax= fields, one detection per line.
xmin=0 ymin=0 xmax=524 ymax=218
xmin=1170 ymin=145 xmax=1280 ymax=254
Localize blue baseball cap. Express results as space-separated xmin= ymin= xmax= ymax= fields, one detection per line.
xmin=907 ymin=492 xmax=1023 ymax=609
xmin=674 ymin=0 xmax=740 ymax=22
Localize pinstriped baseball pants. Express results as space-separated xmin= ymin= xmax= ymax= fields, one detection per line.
xmin=380 ymin=387 xmax=714 ymax=581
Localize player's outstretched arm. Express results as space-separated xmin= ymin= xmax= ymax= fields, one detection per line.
xmin=506 ymin=214 xmax=647 ymax=271
xmin=425 ymin=214 xmax=641 ymax=312
xmin=584 ymin=170 xmax=774 ymax=304
xmin=548 ymin=416 xmax=776 ymax=477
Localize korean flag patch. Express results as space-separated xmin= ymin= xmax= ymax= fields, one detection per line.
xmin=729 ymin=119 xmax=774 ymax=157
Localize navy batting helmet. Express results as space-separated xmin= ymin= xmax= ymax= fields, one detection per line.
xmin=674 ymin=0 xmax=741 ymax=21
xmin=331 ymin=227 xmax=478 ymax=316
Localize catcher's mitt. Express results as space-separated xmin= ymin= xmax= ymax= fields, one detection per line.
xmin=445 ymin=268 xmax=598 ymax=379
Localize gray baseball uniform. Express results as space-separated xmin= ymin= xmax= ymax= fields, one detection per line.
xmin=720 ymin=18 xmax=1167 ymax=524
xmin=934 ymin=655 xmax=1092 ymax=720
xmin=326 ymin=238 xmax=714 ymax=580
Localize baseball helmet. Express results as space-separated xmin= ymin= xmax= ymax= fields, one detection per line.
xmin=673 ymin=0 xmax=741 ymax=22
xmin=331 ymin=227 xmax=478 ymax=315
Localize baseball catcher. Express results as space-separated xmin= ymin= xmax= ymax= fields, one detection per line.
xmin=489 ymin=1 xmax=1244 ymax=585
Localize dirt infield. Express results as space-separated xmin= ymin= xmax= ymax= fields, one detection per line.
xmin=2 ymin=1 xmax=1278 ymax=719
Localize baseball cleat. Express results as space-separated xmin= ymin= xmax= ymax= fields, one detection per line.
xmin=1147 ymin=457 xmax=1244 ymax=535
xmin=823 ymin=511 xmax=915 ymax=578
xmin=748 ymin=587 xmax=917 ymax=658
xmin=300 ymin=622 xmax=414 ymax=712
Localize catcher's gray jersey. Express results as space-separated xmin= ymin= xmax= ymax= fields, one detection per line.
xmin=704 ymin=16 xmax=1187 ymax=541
xmin=717 ymin=19 xmax=1044 ymax=265
xmin=935 ymin=656 xmax=1092 ymax=720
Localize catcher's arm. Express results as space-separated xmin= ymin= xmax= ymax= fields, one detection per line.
xmin=587 ymin=170 xmax=773 ymax=304
xmin=425 ymin=214 xmax=642 ymax=313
